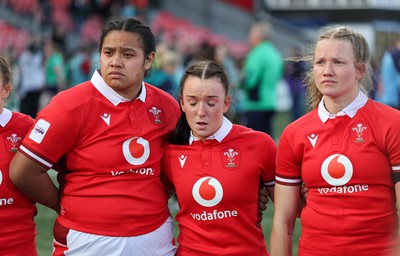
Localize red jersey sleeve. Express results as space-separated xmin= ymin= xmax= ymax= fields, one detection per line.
xmin=253 ymin=131 xmax=277 ymax=187
xmin=276 ymin=124 xmax=303 ymax=186
xmin=21 ymin=91 xmax=81 ymax=168
xmin=386 ymin=117 xmax=400 ymax=175
xmin=373 ymin=103 xmax=400 ymax=176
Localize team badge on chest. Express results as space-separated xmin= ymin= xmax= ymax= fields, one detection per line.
xmin=221 ymin=146 xmax=241 ymax=169
xmin=349 ymin=122 xmax=369 ymax=144
xmin=4 ymin=133 xmax=22 ymax=153
xmin=147 ymin=105 xmax=165 ymax=125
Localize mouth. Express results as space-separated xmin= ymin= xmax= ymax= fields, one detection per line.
xmin=196 ymin=121 xmax=207 ymax=127
xmin=321 ymin=80 xmax=336 ymax=85
xmin=108 ymin=71 xmax=124 ymax=78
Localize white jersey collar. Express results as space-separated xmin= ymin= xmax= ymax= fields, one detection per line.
xmin=90 ymin=69 xmax=146 ymax=106
xmin=189 ymin=116 xmax=233 ymax=145
xmin=0 ymin=108 xmax=12 ymax=127
xmin=318 ymin=90 xmax=368 ymax=123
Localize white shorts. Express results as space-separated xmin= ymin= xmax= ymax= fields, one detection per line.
xmin=53 ymin=217 xmax=176 ymax=256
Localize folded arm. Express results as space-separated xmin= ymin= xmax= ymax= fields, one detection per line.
xmin=10 ymin=151 xmax=60 ymax=213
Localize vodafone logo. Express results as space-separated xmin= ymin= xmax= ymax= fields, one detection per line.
xmin=0 ymin=170 xmax=2 ymax=185
xmin=192 ymin=177 xmax=223 ymax=207
xmin=321 ymin=154 xmax=353 ymax=186
xmin=122 ymin=137 xmax=150 ymax=165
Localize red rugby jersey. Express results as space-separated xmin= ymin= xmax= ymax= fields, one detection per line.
xmin=0 ymin=109 xmax=37 ymax=255
xmin=163 ymin=119 xmax=276 ymax=256
xmin=276 ymin=93 xmax=400 ymax=255
xmin=20 ymin=71 xmax=180 ymax=236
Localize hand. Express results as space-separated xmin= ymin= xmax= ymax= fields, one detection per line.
xmin=300 ymin=186 xmax=308 ymax=205
xmin=258 ymin=187 xmax=270 ymax=212
xmin=297 ymin=185 xmax=309 ymax=217
xmin=257 ymin=187 xmax=269 ymax=224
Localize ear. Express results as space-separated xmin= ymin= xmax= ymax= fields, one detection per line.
xmin=144 ymin=52 xmax=155 ymax=71
xmin=179 ymin=95 xmax=186 ymax=113
xmin=223 ymin=95 xmax=231 ymax=113
xmin=356 ymin=63 xmax=366 ymax=80
xmin=2 ymin=84 xmax=11 ymax=100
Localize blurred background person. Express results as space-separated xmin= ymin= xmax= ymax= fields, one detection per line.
xmin=41 ymin=38 xmax=66 ymax=110
xmin=240 ymin=21 xmax=284 ymax=138
xmin=66 ymin=42 xmax=91 ymax=88
xmin=18 ymin=37 xmax=45 ymax=118
xmin=284 ymin=46 xmax=308 ymax=121
xmin=214 ymin=44 xmax=242 ymax=123
xmin=214 ymin=45 xmax=240 ymax=87
xmin=145 ymin=46 xmax=182 ymax=98
xmin=376 ymin=37 xmax=400 ymax=109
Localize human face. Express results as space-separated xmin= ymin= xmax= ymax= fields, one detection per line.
xmin=180 ymin=76 xmax=230 ymax=141
xmin=313 ymin=39 xmax=365 ymax=112
xmin=100 ymin=31 xmax=154 ymax=100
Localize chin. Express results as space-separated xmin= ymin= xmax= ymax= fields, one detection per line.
xmin=194 ymin=130 xmax=209 ymax=139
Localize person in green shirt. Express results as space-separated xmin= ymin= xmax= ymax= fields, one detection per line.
xmin=240 ymin=21 xmax=284 ymax=138
xmin=42 ymin=39 xmax=66 ymax=108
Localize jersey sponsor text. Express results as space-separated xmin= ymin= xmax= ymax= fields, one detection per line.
xmin=317 ymin=184 xmax=369 ymax=194
xmin=111 ymin=167 xmax=154 ymax=176
xmin=190 ymin=209 xmax=238 ymax=221
xmin=0 ymin=197 xmax=14 ymax=206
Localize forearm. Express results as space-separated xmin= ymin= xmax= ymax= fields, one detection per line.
xmin=395 ymin=182 xmax=400 ymax=255
xmin=14 ymin=171 xmax=60 ymax=212
xmin=270 ymin=184 xmax=299 ymax=256
xmin=270 ymin=222 xmax=294 ymax=256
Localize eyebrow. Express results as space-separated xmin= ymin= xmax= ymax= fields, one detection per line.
xmin=102 ymin=46 xmax=136 ymax=52
xmin=185 ymin=95 xmax=220 ymax=99
xmin=315 ymin=56 xmax=348 ymax=61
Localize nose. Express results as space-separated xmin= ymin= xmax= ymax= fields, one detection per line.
xmin=111 ymin=54 xmax=122 ymax=67
xmin=197 ymin=103 xmax=206 ymax=117
xmin=323 ymin=62 xmax=333 ymax=76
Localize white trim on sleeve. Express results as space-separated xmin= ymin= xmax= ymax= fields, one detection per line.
xmin=264 ymin=180 xmax=275 ymax=187
xmin=275 ymin=176 xmax=302 ymax=184
xmin=19 ymin=145 xmax=53 ymax=168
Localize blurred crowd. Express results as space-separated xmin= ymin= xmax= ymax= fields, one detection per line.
xmin=1 ymin=1 xmax=248 ymax=114
xmin=1 ymin=0 xmax=399 ymax=139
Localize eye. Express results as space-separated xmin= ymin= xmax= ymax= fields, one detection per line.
xmin=124 ymin=53 xmax=134 ymax=57
xmin=207 ymin=100 xmax=218 ymax=107
xmin=103 ymin=50 xmax=112 ymax=56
